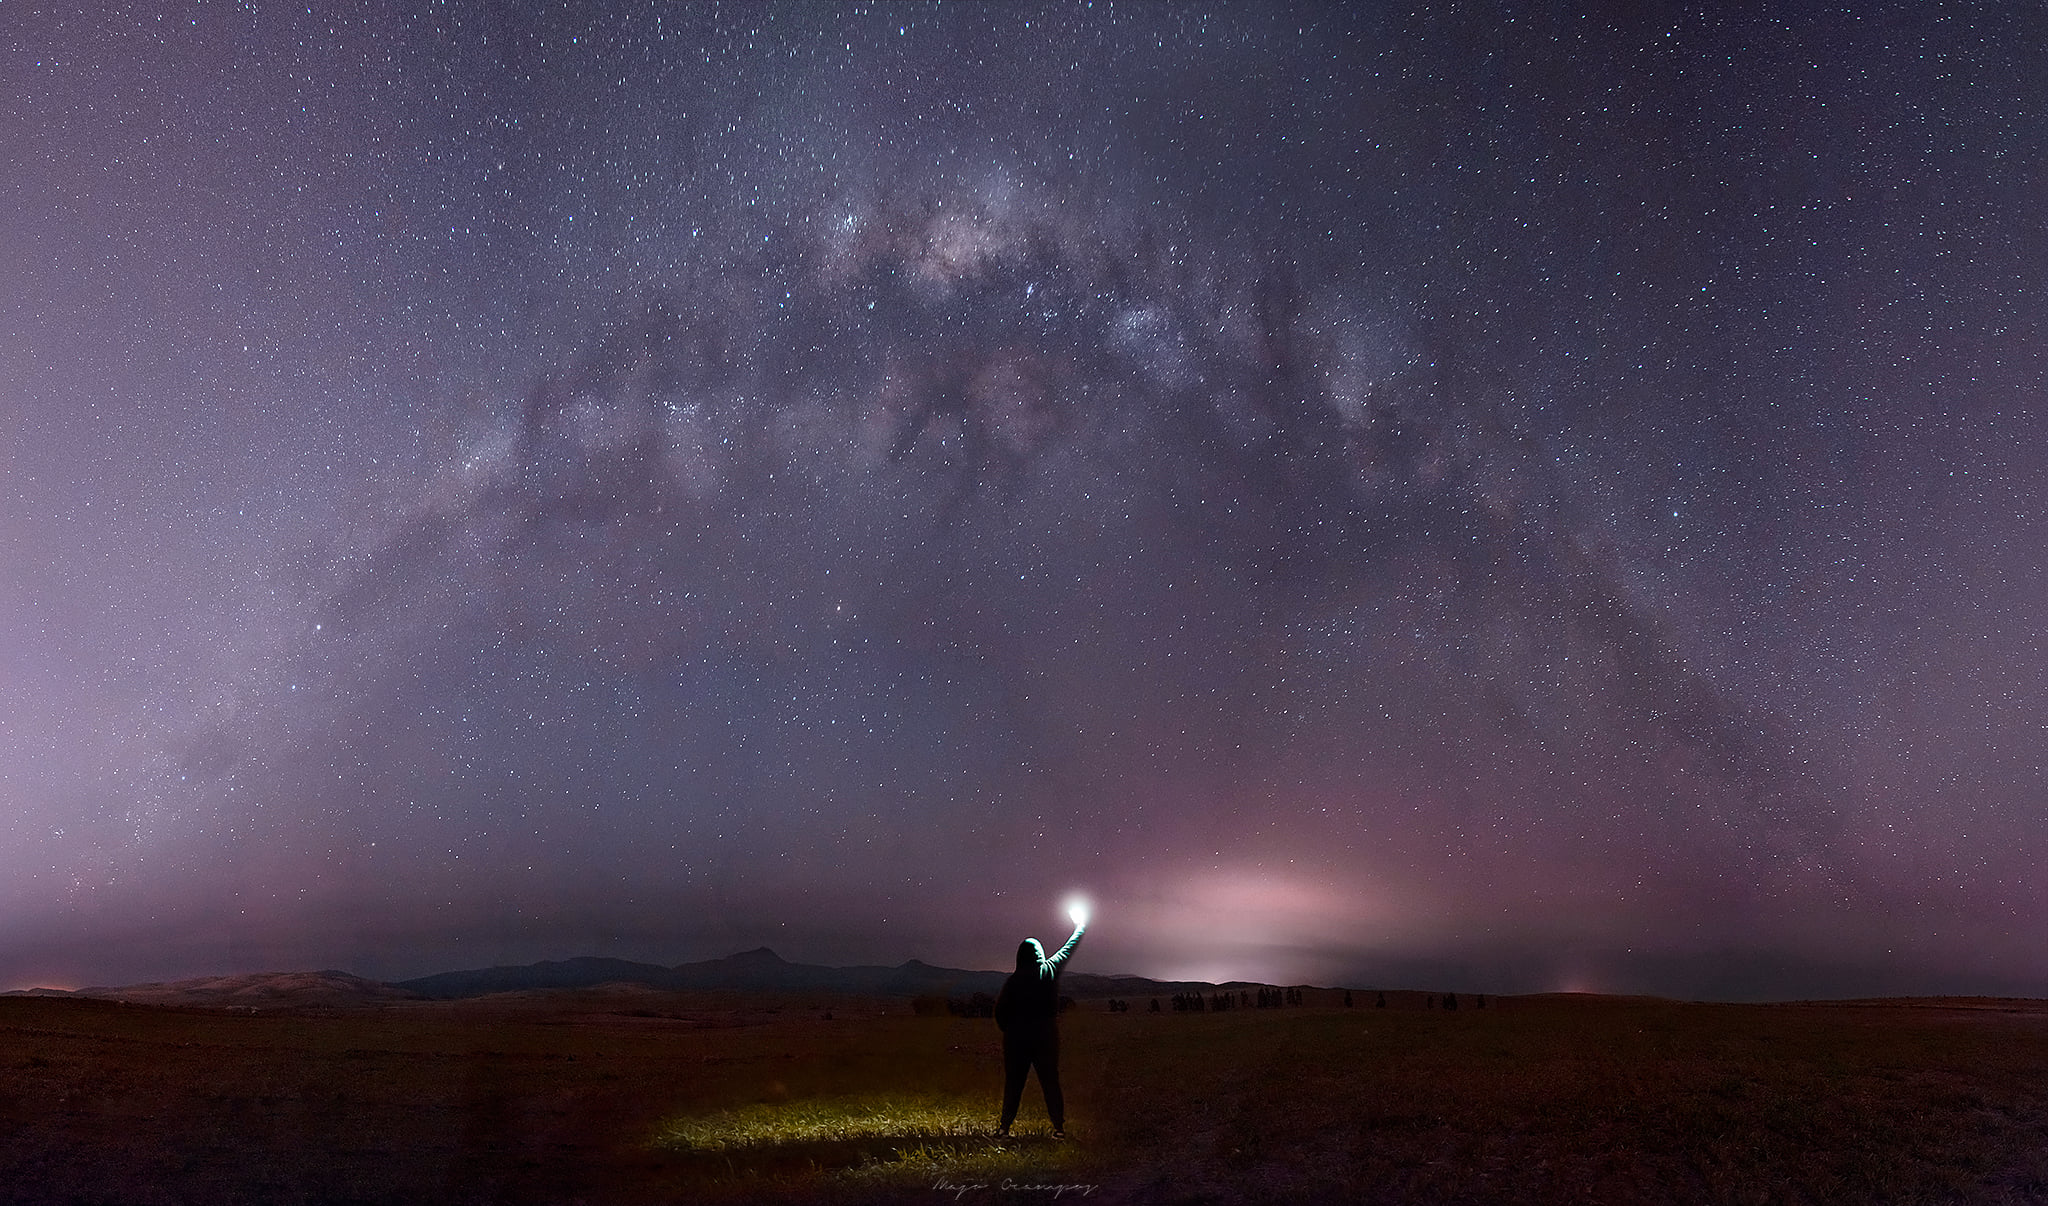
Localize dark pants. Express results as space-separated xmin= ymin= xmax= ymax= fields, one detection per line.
xmin=999 ymin=1024 xmax=1063 ymax=1132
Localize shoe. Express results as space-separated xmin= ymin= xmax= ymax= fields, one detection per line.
xmin=1051 ymin=1128 xmax=1066 ymax=1140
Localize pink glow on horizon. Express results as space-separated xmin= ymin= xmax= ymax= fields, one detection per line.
xmin=1111 ymin=866 xmax=1402 ymax=986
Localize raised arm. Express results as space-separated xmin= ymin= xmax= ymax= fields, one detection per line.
xmin=1042 ymin=921 xmax=1085 ymax=974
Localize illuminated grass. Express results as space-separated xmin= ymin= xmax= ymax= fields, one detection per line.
xmin=657 ymin=1094 xmax=992 ymax=1154
xmin=651 ymin=1093 xmax=1081 ymax=1192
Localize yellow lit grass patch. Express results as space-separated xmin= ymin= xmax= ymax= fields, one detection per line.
xmin=658 ymin=1094 xmax=987 ymax=1153
xmin=652 ymin=1093 xmax=1078 ymax=1192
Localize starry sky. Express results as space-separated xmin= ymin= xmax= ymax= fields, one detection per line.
xmin=4 ymin=2 xmax=2043 ymax=1000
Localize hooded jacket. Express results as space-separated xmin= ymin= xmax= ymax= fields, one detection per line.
xmin=994 ymin=924 xmax=1084 ymax=1033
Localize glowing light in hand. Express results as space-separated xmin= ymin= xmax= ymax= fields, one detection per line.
xmin=1065 ymin=895 xmax=1090 ymax=929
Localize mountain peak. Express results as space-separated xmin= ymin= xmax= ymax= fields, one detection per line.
xmin=727 ymin=946 xmax=784 ymax=965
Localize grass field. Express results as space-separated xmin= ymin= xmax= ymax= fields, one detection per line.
xmin=4 ymin=989 xmax=2047 ymax=1204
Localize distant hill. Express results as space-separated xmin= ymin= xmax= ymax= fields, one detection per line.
xmin=5 ymin=951 xmax=1297 ymax=1008
xmin=396 ymin=947 xmax=1018 ymax=1000
xmin=5 ymin=971 xmax=424 ymax=1009
xmin=396 ymin=947 xmax=1257 ymax=1001
xmin=392 ymin=955 xmax=683 ymax=999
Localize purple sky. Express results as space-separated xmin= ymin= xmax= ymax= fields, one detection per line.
xmin=4 ymin=3 xmax=2044 ymax=999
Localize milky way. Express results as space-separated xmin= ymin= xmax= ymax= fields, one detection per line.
xmin=4 ymin=3 xmax=2043 ymax=997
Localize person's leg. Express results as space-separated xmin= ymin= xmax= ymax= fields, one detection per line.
xmin=1037 ymin=1031 xmax=1064 ymax=1134
xmin=999 ymin=1036 xmax=1030 ymax=1134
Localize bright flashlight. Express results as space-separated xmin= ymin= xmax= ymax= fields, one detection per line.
xmin=1065 ymin=895 xmax=1090 ymax=929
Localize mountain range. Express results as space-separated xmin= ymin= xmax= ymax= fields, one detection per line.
xmin=5 ymin=948 xmax=1270 ymax=1008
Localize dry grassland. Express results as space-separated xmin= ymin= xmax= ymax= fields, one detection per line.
xmin=4 ymin=989 xmax=2046 ymax=1204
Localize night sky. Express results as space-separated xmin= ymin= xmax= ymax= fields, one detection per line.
xmin=4 ymin=3 xmax=2044 ymax=1000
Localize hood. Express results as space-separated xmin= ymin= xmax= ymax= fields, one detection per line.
xmin=1015 ymin=938 xmax=1045 ymax=973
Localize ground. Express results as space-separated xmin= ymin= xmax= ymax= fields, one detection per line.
xmin=3 ymin=988 xmax=2046 ymax=1204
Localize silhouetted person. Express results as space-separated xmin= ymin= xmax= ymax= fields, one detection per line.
xmin=995 ymin=917 xmax=1085 ymax=1138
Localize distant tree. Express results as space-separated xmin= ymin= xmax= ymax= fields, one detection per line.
xmin=1444 ymin=992 xmax=1458 ymax=1012
xmin=1344 ymin=990 xmax=1354 ymax=1008
xmin=1476 ymin=994 xmax=1487 ymax=1009
xmin=1149 ymin=997 xmax=1161 ymax=1013
xmin=1375 ymin=991 xmax=1387 ymax=1009
xmin=1426 ymin=995 xmax=1434 ymax=1009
